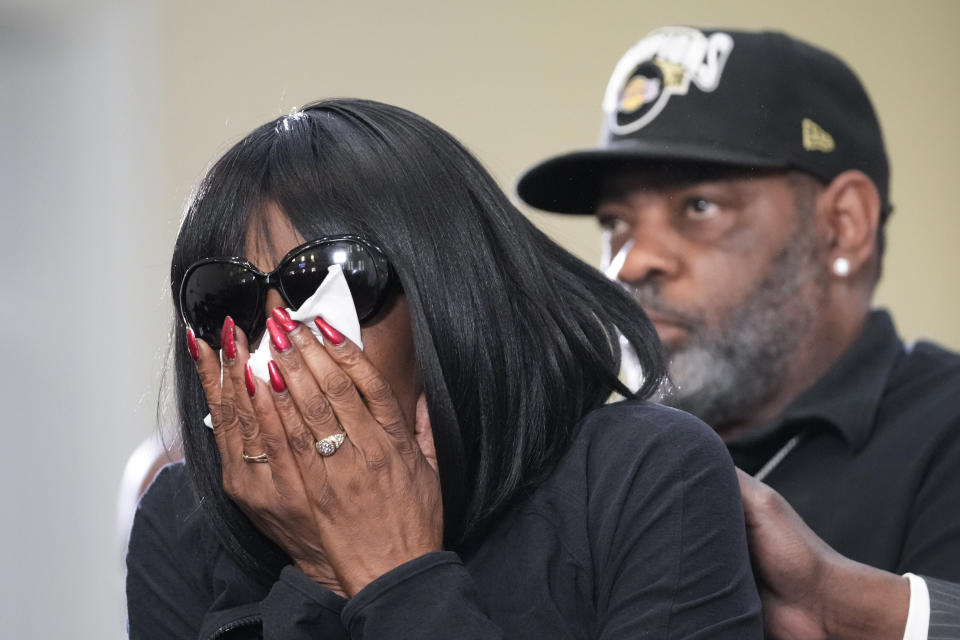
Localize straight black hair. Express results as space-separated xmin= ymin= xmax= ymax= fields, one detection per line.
xmin=169 ymin=99 xmax=666 ymax=583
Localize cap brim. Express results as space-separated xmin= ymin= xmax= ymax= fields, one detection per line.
xmin=516 ymin=139 xmax=789 ymax=215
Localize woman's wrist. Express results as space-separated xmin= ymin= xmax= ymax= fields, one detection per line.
xmin=296 ymin=560 xmax=348 ymax=598
xmin=334 ymin=546 xmax=441 ymax=598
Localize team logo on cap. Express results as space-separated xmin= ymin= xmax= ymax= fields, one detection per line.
xmin=604 ymin=27 xmax=735 ymax=135
xmin=802 ymin=118 xmax=835 ymax=152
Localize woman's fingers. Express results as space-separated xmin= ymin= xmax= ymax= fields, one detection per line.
xmin=266 ymin=317 xmax=343 ymax=455
xmin=223 ymin=326 xmax=266 ymax=461
xmin=284 ymin=316 xmax=393 ymax=457
xmin=191 ymin=324 xmax=237 ymax=467
xmin=190 ymin=327 xmax=221 ymax=422
xmin=315 ymin=319 xmax=419 ymax=457
xmin=216 ymin=317 xmax=258 ymax=476
xmin=246 ymin=362 xmax=312 ymax=497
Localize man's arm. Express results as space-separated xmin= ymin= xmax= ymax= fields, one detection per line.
xmin=927 ymin=577 xmax=960 ymax=640
xmin=736 ymin=468 xmax=915 ymax=640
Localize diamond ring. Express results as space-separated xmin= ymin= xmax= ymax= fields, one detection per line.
xmin=316 ymin=432 xmax=346 ymax=457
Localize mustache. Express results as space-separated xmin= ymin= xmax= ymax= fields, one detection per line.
xmin=602 ymin=242 xmax=702 ymax=332
xmin=622 ymin=284 xmax=701 ymax=330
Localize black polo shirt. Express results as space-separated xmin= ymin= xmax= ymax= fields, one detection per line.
xmin=727 ymin=310 xmax=960 ymax=581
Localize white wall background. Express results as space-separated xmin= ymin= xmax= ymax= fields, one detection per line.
xmin=0 ymin=1 xmax=956 ymax=638
xmin=0 ymin=1 xmax=162 ymax=636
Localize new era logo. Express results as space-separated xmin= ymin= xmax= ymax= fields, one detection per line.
xmin=802 ymin=118 xmax=835 ymax=152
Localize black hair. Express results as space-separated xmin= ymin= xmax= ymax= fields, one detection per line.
xmin=169 ymin=99 xmax=665 ymax=583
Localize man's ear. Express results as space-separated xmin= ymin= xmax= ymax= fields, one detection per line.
xmin=817 ymin=170 xmax=881 ymax=280
xmin=414 ymin=393 xmax=438 ymax=472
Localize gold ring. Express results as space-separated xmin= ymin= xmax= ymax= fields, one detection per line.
xmin=242 ymin=451 xmax=269 ymax=463
xmin=315 ymin=432 xmax=346 ymax=457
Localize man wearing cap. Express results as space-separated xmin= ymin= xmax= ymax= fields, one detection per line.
xmin=518 ymin=27 xmax=960 ymax=640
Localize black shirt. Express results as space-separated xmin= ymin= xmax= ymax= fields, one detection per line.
xmin=127 ymin=400 xmax=762 ymax=639
xmin=728 ymin=310 xmax=960 ymax=580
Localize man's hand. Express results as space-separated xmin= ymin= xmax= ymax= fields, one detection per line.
xmin=736 ymin=469 xmax=910 ymax=640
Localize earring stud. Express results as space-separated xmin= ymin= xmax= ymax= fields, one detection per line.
xmin=833 ymin=257 xmax=851 ymax=277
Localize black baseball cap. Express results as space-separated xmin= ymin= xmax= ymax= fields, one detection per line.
xmin=517 ymin=27 xmax=890 ymax=214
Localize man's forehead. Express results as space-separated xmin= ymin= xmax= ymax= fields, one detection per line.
xmin=597 ymin=163 xmax=785 ymax=203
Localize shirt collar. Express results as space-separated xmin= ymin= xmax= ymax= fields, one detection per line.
xmin=776 ymin=309 xmax=904 ymax=451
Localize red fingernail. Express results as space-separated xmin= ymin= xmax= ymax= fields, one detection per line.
xmin=268 ymin=361 xmax=286 ymax=393
xmin=272 ymin=307 xmax=298 ymax=333
xmin=186 ymin=328 xmax=199 ymax=362
xmin=266 ymin=317 xmax=291 ymax=352
xmin=244 ymin=364 xmax=256 ymax=397
xmin=314 ymin=317 xmax=345 ymax=345
xmin=222 ymin=316 xmax=237 ymax=360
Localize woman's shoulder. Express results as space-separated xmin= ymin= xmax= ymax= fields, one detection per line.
xmin=126 ymin=460 xmax=222 ymax=610
xmin=575 ymin=398 xmax=729 ymax=468
xmin=559 ymin=403 xmax=760 ymax=637
xmin=139 ymin=461 xmax=195 ymax=513
xmin=130 ymin=461 xmax=206 ymax=554
xmin=536 ymin=398 xmax=736 ymax=514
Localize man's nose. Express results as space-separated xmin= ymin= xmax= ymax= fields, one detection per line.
xmin=615 ymin=217 xmax=681 ymax=285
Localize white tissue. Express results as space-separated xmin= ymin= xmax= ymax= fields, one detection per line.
xmin=602 ymin=237 xmax=634 ymax=281
xmin=601 ymin=237 xmax=647 ymax=393
xmin=203 ymin=264 xmax=363 ymax=429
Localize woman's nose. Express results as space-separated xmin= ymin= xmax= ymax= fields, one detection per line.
xmin=264 ymin=288 xmax=286 ymax=316
xmin=246 ymin=287 xmax=288 ymax=350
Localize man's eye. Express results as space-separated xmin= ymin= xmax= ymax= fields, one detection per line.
xmin=686 ymin=198 xmax=721 ymax=219
xmin=598 ymin=216 xmax=631 ymax=235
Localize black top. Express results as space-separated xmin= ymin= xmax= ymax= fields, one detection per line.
xmin=728 ymin=310 xmax=960 ymax=580
xmin=127 ymin=400 xmax=762 ymax=639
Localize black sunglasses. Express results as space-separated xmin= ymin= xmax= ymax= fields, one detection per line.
xmin=179 ymin=235 xmax=396 ymax=350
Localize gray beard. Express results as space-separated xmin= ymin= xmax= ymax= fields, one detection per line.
xmin=638 ymin=232 xmax=826 ymax=430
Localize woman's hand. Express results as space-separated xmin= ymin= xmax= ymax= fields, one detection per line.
xmin=192 ymin=314 xmax=443 ymax=597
